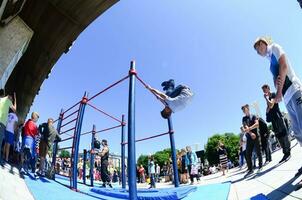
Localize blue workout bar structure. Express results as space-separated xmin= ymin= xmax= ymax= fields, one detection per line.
xmin=90 ymin=125 xmax=96 ymax=187
xmin=83 ymin=149 xmax=87 ymax=185
xmin=168 ymin=116 xmax=179 ymax=187
xmin=121 ymin=114 xmax=126 ymax=189
xmin=128 ymin=60 xmax=137 ymax=199
xmin=71 ymin=93 xmax=87 ymax=190
xmin=51 ymin=109 xmax=64 ymax=179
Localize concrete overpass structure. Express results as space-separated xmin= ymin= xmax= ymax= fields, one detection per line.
xmin=0 ymin=0 xmax=118 ymax=120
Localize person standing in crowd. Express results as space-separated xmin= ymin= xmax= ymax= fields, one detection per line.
xmin=0 ymin=91 xmax=16 ymax=164
xmin=180 ymin=149 xmax=189 ymax=184
xmin=148 ymin=155 xmax=156 ymax=189
xmin=186 ymin=146 xmax=198 ymax=184
xmin=3 ymin=108 xmax=18 ymax=163
xmin=138 ymin=164 xmax=145 ymax=183
xmin=217 ymin=141 xmax=228 ymax=176
xmin=98 ymin=139 xmax=112 ymax=188
xmin=241 ymin=104 xmax=262 ymax=175
xmin=254 ymin=37 xmax=302 ymax=178
xmin=258 ymin=117 xmax=272 ymax=163
xmin=155 ymin=163 xmax=160 ymax=183
xmin=239 ymin=127 xmax=247 ymax=168
xmin=38 ymin=118 xmax=60 ymax=176
xmin=20 ymin=112 xmax=39 ymax=176
xmin=262 ymin=84 xmax=291 ymax=163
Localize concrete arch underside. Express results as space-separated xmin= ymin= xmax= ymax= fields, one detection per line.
xmin=4 ymin=0 xmax=118 ymax=120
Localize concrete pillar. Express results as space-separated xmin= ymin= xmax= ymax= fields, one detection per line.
xmin=0 ymin=16 xmax=33 ymax=89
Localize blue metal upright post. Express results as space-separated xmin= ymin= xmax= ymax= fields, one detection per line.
xmin=121 ymin=115 xmax=126 ymax=189
xmin=71 ymin=93 xmax=87 ymax=190
xmin=51 ymin=109 xmax=64 ymax=180
xmin=90 ymin=125 xmax=96 ymax=187
xmin=128 ymin=61 xmax=137 ymax=199
xmin=167 ymin=116 xmax=179 ymax=187
xmin=83 ymin=149 xmax=87 ymax=185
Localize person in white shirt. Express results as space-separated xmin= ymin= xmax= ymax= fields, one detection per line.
xmin=146 ymin=84 xmax=193 ymax=119
xmin=3 ymin=108 xmax=18 ymax=163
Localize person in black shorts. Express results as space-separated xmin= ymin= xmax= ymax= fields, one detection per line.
xmin=98 ymin=139 xmax=112 ymax=188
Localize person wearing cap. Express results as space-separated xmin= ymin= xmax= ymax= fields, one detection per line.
xmin=254 ymin=37 xmax=302 ymax=185
xmin=0 ymin=90 xmax=17 ymax=164
xmin=20 ymin=112 xmax=39 ymax=176
xmin=98 ymin=139 xmax=112 ymax=188
xmin=146 ymin=83 xmax=193 ymax=119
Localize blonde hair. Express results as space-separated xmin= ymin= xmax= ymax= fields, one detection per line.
xmin=253 ymin=36 xmax=273 ymax=49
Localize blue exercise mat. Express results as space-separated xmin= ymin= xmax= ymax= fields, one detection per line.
xmin=184 ymin=182 xmax=231 ymax=200
xmin=91 ymin=186 xmax=197 ymax=200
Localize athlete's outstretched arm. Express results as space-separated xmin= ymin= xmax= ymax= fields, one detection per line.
xmin=146 ymin=85 xmax=168 ymax=101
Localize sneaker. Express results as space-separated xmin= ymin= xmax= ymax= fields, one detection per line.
xmin=101 ymin=183 xmax=106 ymax=188
xmin=108 ymin=183 xmax=113 ymax=188
xmin=279 ymin=153 xmax=291 ymax=163
xmin=246 ymin=170 xmax=254 ymax=176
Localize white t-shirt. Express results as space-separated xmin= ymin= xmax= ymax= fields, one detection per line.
xmin=165 ymin=87 xmax=193 ymax=112
xmin=6 ymin=112 xmax=18 ymax=133
xmin=266 ymin=43 xmax=302 ymax=105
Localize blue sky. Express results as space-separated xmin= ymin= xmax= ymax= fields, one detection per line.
xmin=29 ymin=0 xmax=302 ymax=157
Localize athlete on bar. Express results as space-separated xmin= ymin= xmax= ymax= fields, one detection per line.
xmin=146 ymin=79 xmax=193 ymax=119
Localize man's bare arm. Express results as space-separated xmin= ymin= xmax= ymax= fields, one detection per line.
xmin=146 ymin=86 xmax=168 ymax=100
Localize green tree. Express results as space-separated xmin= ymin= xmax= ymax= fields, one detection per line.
xmin=154 ymin=148 xmax=171 ymax=167
xmin=137 ymin=154 xmax=148 ymax=170
xmin=60 ymin=149 xmax=70 ymax=158
xmin=205 ymin=133 xmax=240 ymax=166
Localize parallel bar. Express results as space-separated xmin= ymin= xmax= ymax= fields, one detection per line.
xmin=122 ymin=131 xmax=170 ymax=145
xmin=63 ymin=101 xmax=80 ymax=115
xmin=80 ymin=130 xmax=93 ymax=136
xmin=58 ymin=146 xmax=72 ymax=150
xmin=87 ymin=103 xmax=123 ymax=124
xmin=60 ymin=136 xmax=74 ymax=143
xmin=62 ymin=110 xmax=79 ymax=121
xmin=135 ymin=75 xmax=167 ymax=106
xmin=121 ymin=115 xmax=126 ymax=189
xmin=60 ymin=127 xmax=76 ymax=135
xmin=168 ymin=117 xmax=179 ymax=187
xmin=61 ymin=118 xmax=77 ymax=128
xmin=95 ymin=124 xmax=122 ymax=134
xmin=87 ymin=75 xmax=130 ymax=102
xmin=128 ymin=60 xmax=137 ymax=199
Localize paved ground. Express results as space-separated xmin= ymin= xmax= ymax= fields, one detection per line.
xmin=1 ymin=140 xmax=302 ymax=200
xmin=197 ymin=140 xmax=302 ymax=200
xmin=0 ymin=163 xmax=34 ymax=200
